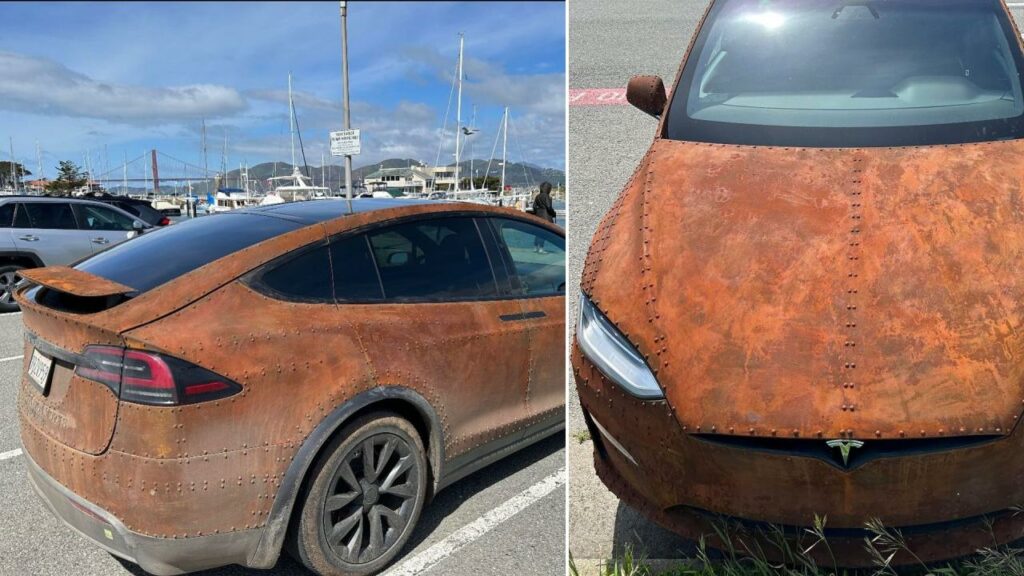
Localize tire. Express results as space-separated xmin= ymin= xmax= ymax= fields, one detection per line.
xmin=291 ymin=413 xmax=428 ymax=576
xmin=0 ymin=264 xmax=26 ymax=312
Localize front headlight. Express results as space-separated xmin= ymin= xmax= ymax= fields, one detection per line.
xmin=577 ymin=293 xmax=664 ymax=399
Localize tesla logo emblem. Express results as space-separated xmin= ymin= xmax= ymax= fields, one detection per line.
xmin=825 ymin=439 xmax=864 ymax=466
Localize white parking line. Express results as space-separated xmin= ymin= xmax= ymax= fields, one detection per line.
xmin=0 ymin=449 xmax=22 ymax=461
xmin=384 ymin=467 xmax=566 ymax=576
xmin=0 ymin=355 xmax=23 ymax=363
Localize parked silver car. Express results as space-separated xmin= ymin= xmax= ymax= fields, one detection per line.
xmin=0 ymin=196 xmax=151 ymax=311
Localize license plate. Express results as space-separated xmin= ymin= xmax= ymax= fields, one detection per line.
xmin=28 ymin=349 xmax=53 ymax=394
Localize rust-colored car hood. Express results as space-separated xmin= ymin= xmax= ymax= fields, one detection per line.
xmin=584 ymin=137 xmax=1024 ymax=440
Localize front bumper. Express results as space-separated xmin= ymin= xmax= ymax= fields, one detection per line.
xmin=572 ymin=342 xmax=1024 ymax=565
xmin=25 ymin=453 xmax=262 ymax=575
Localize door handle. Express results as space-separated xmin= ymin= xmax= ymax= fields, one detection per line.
xmin=18 ymin=235 xmax=38 ymax=242
xmin=499 ymin=311 xmax=546 ymax=322
xmin=91 ymin=237 xmax=110 ymax=245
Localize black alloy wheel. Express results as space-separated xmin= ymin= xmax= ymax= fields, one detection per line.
xmin=292 ymin=413 xmax=427 ymax=576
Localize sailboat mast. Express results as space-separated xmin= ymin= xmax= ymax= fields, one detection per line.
xmin=288 ymin=73 xmax=297 ymax=171
xmin=469 ymin=105 xmax=476 ymax=191
xmin=201 ymin=119 xmax=209 ymax=196
xmin=221 ymin=131 xmax=227 ymax=188
xmin=36 ymin=141 xmax=43 ymax=182
xmin=8 ymin=138 xmax=15 ymax=192
xmin=123 ymin=151 xmax=127 ymax=195
xmin=500 ymin=107 xmax=508 ymax=199
xmin=453 ymin=33 xmax=464 ymax=194
xmin=321 ymin=153 xmax=325 ymax=188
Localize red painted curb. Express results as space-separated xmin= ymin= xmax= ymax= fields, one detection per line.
xmin=569 ymin=88 xmax=628 ymax=106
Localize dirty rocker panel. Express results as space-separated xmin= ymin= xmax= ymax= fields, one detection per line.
xmin=437 ymin=406 xmax=564 ymax=491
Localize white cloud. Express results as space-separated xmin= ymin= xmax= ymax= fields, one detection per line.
xmin=0 ymin=51 xmax=247 ymax=123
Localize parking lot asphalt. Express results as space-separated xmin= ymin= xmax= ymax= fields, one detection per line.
xmin=0 ymin=311 xmax=566 ymax=576
xmin=566 ymin=1 xmax=1024 ymax=572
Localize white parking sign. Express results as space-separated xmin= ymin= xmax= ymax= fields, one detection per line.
xmin=330 ymin=129 xmax=361 ymax=156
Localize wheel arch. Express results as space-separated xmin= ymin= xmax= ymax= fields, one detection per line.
xmin=247 ymin=386 xmax=445 ymax=569
xmin=0 ymin=251 xmax=43 ymax=269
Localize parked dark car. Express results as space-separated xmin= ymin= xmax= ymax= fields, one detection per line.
xmin=83 ymin=193 xmax=171 ymax=226
xmin=574 ymin=0 xmax=1024 ymax=566
xmin=17 ymin=199 xmax=565 ymax=575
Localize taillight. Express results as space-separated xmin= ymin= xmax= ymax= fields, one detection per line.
xmin=158 ymin=216 xmax=170 ymax=226
xmin=76 ymin=345 xmax=241 ymax=406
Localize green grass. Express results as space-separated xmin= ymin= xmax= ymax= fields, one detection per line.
xmin=569 ymin=515 xmax=1024 ymax=576
xmin=573 ymin=429 xmax=592 ymax=444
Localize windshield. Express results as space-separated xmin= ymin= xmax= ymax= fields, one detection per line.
xmin=666 ymin=0 xmax=1024 ymax=147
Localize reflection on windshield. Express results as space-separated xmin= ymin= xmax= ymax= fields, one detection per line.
xmin=668 ymin=0 xmax=1024 ymax=146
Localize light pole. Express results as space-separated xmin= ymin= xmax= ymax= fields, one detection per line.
xmin=340 ymin=1 xmax=353 ymax=200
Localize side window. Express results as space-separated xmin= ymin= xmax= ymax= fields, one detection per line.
xmin=76 ymin=205 xmax=135 ymax=231
xmin=330 ymin=234 xmax=384 ymax=301
xmin=366 ymin=217 xmax=497 ymax=300
xmin=491 ymin=218 xmax=565 ymax=297
xmin=255 ymin=244 xmax=333 ymax=301
xmin=21 ymin=203 xmax=78 ymax=230
xmin=0 ymin=204 xmax=15 ymax=228
xmin=12 ymin=204 xmax=29 ymax=228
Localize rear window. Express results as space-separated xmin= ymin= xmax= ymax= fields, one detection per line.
xmin=668 ymin=0 xmax=1024 ymax=147
xmin=75 ymin=213 xmax=300 ymax=293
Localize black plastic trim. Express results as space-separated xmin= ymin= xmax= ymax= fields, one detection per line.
xmin=0 ymin=250 xmax=43 ymax=267
xmin=691 ymin=433 xmax=1004 ymax=471
xmin=437 ymin=410 xmax=564 ymax=491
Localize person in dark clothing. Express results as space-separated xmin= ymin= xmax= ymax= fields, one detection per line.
xmin=532 ymin=182 xmax=557 ymax=253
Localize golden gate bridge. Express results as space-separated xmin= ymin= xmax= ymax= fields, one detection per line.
xmin=88 ymin=149 xmax=258 ymax=196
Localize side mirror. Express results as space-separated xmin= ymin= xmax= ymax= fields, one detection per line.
xmin=626 ymin=75 xmax=668 ymax=118
xmin=132 ymin=220 xmax=146 ymax=231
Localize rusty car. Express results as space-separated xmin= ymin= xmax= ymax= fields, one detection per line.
xmin=573 ymin=0 xmax=1024 ymax=565
xmin=16 ymin=198 xmax=565 ymax=575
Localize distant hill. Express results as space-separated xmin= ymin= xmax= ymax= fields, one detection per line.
xmin=222 ymin=158 xmax=564 ymax=190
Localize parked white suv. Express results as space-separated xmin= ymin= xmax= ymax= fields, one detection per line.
xmin=0 ymin=196 xmax=151 ymax=311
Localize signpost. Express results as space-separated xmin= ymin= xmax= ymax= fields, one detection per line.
xmin=339 ymin=1 xmax=353 ymax=201
xmin=330 ymin=129 xmax=361 ymax=157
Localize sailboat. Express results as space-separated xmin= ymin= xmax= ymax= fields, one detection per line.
xmin=262 ymin=74 xmax=330 ymax=206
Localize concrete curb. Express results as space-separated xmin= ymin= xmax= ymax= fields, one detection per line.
xmin=572 ymin=557 xmax=700 ymax=576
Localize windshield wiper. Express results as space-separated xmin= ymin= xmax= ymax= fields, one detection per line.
xmin=832 ymin=1 xmax=880 ymax=20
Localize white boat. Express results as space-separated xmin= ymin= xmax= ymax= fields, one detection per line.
xmin=267 ymin=74 xmax=330 ymax=204
xmin=207 ymin=190 xmax=257 ymax=213
xmin=266 ymin=167 xmax=329 ymax=203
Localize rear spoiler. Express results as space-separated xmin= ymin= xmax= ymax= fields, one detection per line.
xmin=20 ymin=267 xmax=136 ymax=298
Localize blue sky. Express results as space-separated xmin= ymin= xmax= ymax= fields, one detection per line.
xmin=0 ymin=1 xmax=565 ymax=183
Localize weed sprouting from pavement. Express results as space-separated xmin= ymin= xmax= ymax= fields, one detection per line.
xmin=572 ymin=516 xmax=1024 ymax=576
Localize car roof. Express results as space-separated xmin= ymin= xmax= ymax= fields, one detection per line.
xmin=0 ymin=195 xmax=148 ymax=221
xmin=0 ymin=195 xmax=119 ymax=206
xmin=239 ymin=198 xmax=443 ymax=225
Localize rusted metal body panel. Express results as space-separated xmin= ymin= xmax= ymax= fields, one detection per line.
xmin=19 ymin=266 xmax=135 ymax=297
xmin=17 ymin=202 xmax=565 ymax=562
xmin=576 ymin=138 xmax=1024 ymax=562
xmin=586 ymin=138 xmax=1024 ymax=440
xmin=573 ymin=0 xmax=1024 ymax=561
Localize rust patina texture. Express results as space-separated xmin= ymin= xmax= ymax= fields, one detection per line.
xmin=19 ymin=266 xmax=136 ymax=297
xmin=573 ymin=0 xmax=1024 ymax=564
xmin=17 ymin=201 xmax=564 ymax=567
